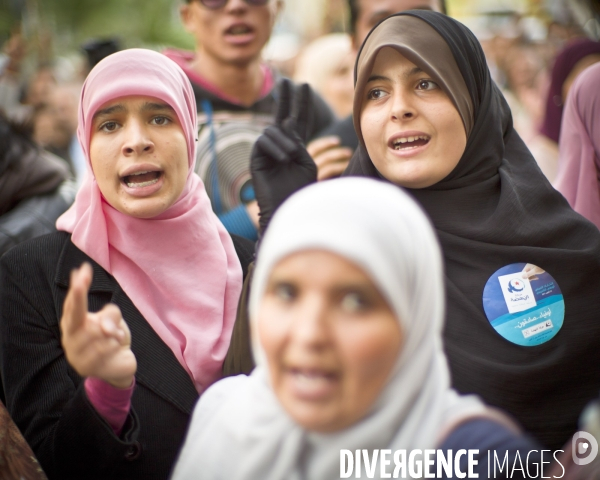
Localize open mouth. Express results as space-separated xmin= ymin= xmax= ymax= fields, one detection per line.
xmin=121 ymin=170 xmax=163 ymax=188
xmin=225 ymin=24 xmax=254 ymax=36
xmin=389 ymin=135 xmax=430 ymax=150
xmin=288 ymin=367 xmax=339 ymax=388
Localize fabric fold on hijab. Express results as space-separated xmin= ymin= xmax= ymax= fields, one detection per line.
xmin=554 ymin=63 xmax=600 ymax=229
xmin=540 ymin=38 xmax=600 ymax=144
xmin=345 ymin=11 xmax=600 ymax=450
xmin=56 ymin=49 xmax=243 ymax=393
xmin=172 ymin=177 xmax=488 ymax=480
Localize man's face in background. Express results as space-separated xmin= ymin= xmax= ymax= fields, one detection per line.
xmin=180 ymin=0 xmax=282 ymax=67
xmin=352 ymin=0 xmax=444 ymax=50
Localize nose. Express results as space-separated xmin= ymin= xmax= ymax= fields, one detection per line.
xmin=290 ymin=294 xmax=331 ymax=350
xmin=121 ymin=119 xmax=154 ymax=156
xmin=390 ymin=90 xmax=417 ymax=121
xmin=225 ymin=0 xmax=249 ymax=13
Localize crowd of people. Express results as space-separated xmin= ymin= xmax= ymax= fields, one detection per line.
xmin=1 ymin=0 xmax=600 ymax=479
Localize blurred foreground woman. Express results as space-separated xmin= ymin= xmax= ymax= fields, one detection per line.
xmin=0 ymin=49 xmax=252 ymax=479
xmin=173 ymin=177 xmax=542 ymax=480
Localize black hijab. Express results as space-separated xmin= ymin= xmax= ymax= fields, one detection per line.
xmin=345 ymin=11 xmax=600 ymax=450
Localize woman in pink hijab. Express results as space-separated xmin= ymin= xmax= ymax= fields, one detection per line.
xmin=554 ymin=63 xmax=600 ymax=229
xmin=0 ymin=49 xmax=252 ymax=480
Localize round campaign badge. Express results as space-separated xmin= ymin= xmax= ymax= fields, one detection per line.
xmin=482 ymin=263 xmax=564 ymax=347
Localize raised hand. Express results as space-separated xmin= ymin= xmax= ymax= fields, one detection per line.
xmin=60 ymin=263 xmax=137 ymax=389
xmin=251 ymin=79 xmax=318 ymax=235
xmin=306 ymin=136 xmax=354 ymax=180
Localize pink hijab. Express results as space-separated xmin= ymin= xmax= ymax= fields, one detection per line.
xmin=554 ymin=63 xmax=600 ymax=230
xmin=56 ymin=49 xmax=243 ymax=392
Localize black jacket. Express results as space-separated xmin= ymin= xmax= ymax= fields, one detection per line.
xmin=0 ymin=231 xmax=254 ymax=480
xmin=0 ymin=182 xmax=75 ymax=258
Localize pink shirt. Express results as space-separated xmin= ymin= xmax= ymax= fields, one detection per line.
xmin=85 ymin=377 xmax=135 ymax=436
xmin=163 ymin=48 xmax=275 ymax=105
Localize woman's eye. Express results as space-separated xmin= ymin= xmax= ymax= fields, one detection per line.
xmin=416 ymin=80 xmax=438 ymax=91
xmin=99 ymin=121 xmax=119 ymax=132
xmin=151 ymin=116 xmax=170 ymax=126
xmin=274 ymin=284 xmax=296 ymax=302
xmin=340 ymin=292 xmax=370 ymax=313
xmin=367 ymin=88 xmax=386 ymax=100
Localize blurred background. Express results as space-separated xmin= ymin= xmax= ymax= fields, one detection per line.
xmin=2 ymin=0 xmax=599 ymax=85
xmin=1 ymin=0 xmax=599 ymax=183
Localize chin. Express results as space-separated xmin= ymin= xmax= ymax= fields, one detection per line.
xmin=288 ymin=406 xmax=354 ymax=434
xmin=119 ymin=203 xmax=167 ymax=219
xmin=383 ymin=166 xmax=436 ymax=189
xmin=226 ymin=51 xmax=263 ymax=67
xmin=291 ymin=414 xmax=340 ymax=433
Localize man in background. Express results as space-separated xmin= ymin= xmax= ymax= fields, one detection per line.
xmin=166 ymin=0 xmax=335 ymax=240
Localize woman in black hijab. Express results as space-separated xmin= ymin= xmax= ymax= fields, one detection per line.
xmin=343 ymin=11 xmax=600 ymax=450
xmin=250 ymin=10 xmax=600 ymax=451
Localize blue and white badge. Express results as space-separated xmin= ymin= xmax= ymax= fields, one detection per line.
xmin=482 ymin=263 xmax=564 ymax=346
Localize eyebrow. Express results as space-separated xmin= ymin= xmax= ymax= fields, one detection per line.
xmin=366 ymin=74 xmax=391 ymax=83
xmin=405 ymin=66 xmax=425 ymax=78
xmin=366 ymin=67 xmax=424 ymax=84
xmin=92 ymin=101 xmax=175 ymax=121
xmin=140 ymin=102 xmax=175 ymax=113
xmin=93 ymin=104 xmax=126 ymax=120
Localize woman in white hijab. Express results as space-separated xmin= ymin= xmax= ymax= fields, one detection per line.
xmin=172 ymin=177 xmax=541 ymax=480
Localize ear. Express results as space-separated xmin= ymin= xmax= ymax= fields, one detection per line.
xmin=272 ymin=0 xmax=284 ymax=22
xmin=179 ymin=4 xmax=194 ymax=33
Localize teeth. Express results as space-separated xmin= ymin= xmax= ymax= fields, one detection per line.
xmin=130 ymin=170 xmax=152 ymax=176
xmin=393 ymin=135 xmax=429 ymax=149
xmin=293 ymin=371 xmax=334 ymax=388
xmin=127 ymin=178 xmax=159 ymax=188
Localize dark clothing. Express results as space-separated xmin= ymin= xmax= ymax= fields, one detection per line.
xmin=0 ymin=144 xmax=73 ymax=258
xmin=316 ymin=114 xmax=359 ymax=151
xmin=0 ymin=147 xmax=69 ymax=217
xmin=191 ymin=76 xmax=335 ymax=214
xmin=345 ymin=11 xmax=600 ymax=450
xmin=222 ymin=263 xmax=255 ymax=377
xmin=0 ymin=231 xmax=254 ymax=480
xmin=438 ymin=419 xmax=544 ymax=479
xmin=0 ymin=183 xmax=75 ymax=257
xmin=164 ymin=49 xmax=336 ymax=240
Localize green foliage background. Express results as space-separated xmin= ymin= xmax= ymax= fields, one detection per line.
xmin=0 ymin=0 xmax=195 ymax=56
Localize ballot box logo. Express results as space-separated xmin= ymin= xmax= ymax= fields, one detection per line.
xmin=498 ymin=273 xmax=537 ymax=314
xmin=483 ymin=263 xmax=565 ymax=347
xmin=572 ymin=431 xmax=599 ymax=466
xmin=507 ymin=279 xmax=524 ymax=293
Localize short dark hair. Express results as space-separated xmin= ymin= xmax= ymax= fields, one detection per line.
xmin=347 ymin=0 xmax=447 ymax=34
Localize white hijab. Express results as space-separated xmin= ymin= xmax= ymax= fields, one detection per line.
xmin=172 ymin=177 xmax=488 ymax=480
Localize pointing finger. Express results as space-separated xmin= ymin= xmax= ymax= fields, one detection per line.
xmin=63 ymin=263 xmax=93 ymax=334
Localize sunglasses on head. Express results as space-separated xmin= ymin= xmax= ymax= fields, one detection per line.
xmin=195 ymin=0 xmax=269 ymax=9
